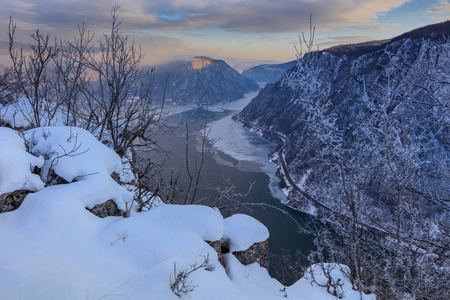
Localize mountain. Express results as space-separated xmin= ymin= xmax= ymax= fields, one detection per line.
xmin=151 ymin=56 xmax=259 ymax=105
xmin=238 ymin=21 xmax=450 ymax=203
xmin=241 ymin=60 xmax=297 ymax=83
xmin=236 ymin=20 xmax=450 ymax=299
xmin=165 ymin=55 xmax=283 ymax=73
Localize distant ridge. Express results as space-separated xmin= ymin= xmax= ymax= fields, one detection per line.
xmin=241 ymin=21 xmax=450 ymax=82
xmin=241 ymin=60 xmax=297 ymax=83
xmin=391 ymin=20 xmax=450 ymax=42
xmin=323 ymin=20 xmax=450 ymax=57
xmin=323 ymin=39 xmax=390 ymax=57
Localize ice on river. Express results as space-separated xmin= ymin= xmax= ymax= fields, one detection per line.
xmin=205 ymin=93 xmax=287 ymax=201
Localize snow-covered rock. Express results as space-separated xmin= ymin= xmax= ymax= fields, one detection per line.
xmin=25 ymin=126 xmax=132 ymax=210
xmin=26 ymin=126 xmax=122 ymax=183
xmin=0 ymin=97 xmax=66 ymax=128
xmin=223 ymin=213 xmax=269 ymax=252
xmin=287 ymin=264 xmax=376 ymax=300
xmin=0 ymin=97 xmax=32 ymax=128
xmin=0 ymin=127 xmax=44 ymax=195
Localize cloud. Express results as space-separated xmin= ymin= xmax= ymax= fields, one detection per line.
xmin=135 ymin=0 xmax=410 ymax=33
xmin=425 ymin=1 xmax=450 ymax=20
xmin=133 ymin=34 xmax=186 ymax=55
xmin=0 ymin=0 xmax=416 ymax=65
xmin=426 ymin=1 xmax=450 ymax=14
xmin=0 ymin=0 xmax=410 ymax=35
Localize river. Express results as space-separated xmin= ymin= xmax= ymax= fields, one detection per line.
xmin=155 ymin=91 xmax=315 ymax=283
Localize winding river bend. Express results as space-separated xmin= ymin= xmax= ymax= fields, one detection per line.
xmin=160 ymin=91 xmax=315 ymax=281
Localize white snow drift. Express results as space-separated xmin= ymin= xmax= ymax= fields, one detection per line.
xmin=0 ymin=126 xmax=375 ymax=300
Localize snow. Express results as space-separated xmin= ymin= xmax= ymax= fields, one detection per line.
xmin=223 ymin=253 xmax=288 ymax=299
xmin=24 ymin=126 xmax=132 ymax=210
xmin=0 ymin=145 xmax=225 ymax=300
xmin=0 ymin=97 xmax=65 ymax=128
xmin=205 ymin=94 xmax=287 ymax=202
xmin=0 ymin=127 xmax=44 ymax=194
xmin=223 ymin=213 xmax=269 ymax=252
xmin=0 ymin=125 xmax=376 ymax=300
xmin=0 ymin=97 xmax=32 ymax=128
xmin=287 ymin=264 xmax=376 ymax=300
xmin=26 ymin=126 xmax=122 ymax=183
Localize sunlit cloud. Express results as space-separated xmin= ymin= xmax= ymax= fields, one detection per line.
xmin=425 ymin=0 xmax=450 ymax=20
xmin=426 ymin=1 xmax=450 ymax=14
xmin=135 ymin=0 xmax=410 ymax=33
xmin=1 ymin=0 xmax=410 ymax=34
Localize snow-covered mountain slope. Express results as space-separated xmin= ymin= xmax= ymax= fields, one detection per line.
xmin=238 ymin=21 xmax=450 ymax=211
xmin=237 ymin=21 xmax=450 ymax=299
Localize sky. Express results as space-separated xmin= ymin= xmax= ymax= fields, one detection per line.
xmin=0 ymin=0 xmax=449 ymax=70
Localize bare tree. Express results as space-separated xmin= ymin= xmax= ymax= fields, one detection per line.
xmin=183 ymin=120 xmax=216 ymax=205
xmin=82 ymin=5 xmax=162 ymax=158
xmin=52 ymin=24 xmax=94 ymax=126
xmin=6 ymin=7 xmax=168 ymax=215
xmin=8 ymin=17 xmax=60 ymax=127
xmin=170 ymin=254 xmax=213 ymax=298
xmin=0 ymin=66 xmax=16 ymax=106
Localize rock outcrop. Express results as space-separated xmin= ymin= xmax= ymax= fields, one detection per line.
xmin=232 ymin=240 xmax=269 ymax=270
xmin=220 ymin=213 xmax=270 ymax=269
xmin=0 ymin=190 xmax=29 ymax=213
xmin=86 ymin=199 xmax=123 ymax=218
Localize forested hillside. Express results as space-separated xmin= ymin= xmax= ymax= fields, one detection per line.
xmin=238 ymin=21 xmax=450 ymax=299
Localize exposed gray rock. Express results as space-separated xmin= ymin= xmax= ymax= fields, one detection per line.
xmin=206 ymin=240 xmax=222 ymax=263
xmin=232 ymin=240 xmax=269 ymax=270
xmin=86 ymin=199 xmax=123 ymax=218
xmin=220 ymin=237 xmax=269 ymax=270
xmin=111 ymin=172 xmax=120 ymax=184
xmin=0 ymin=190 xmax=29 ymax=213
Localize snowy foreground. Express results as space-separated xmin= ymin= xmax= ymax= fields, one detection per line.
xmin=0 ymin=125 xmax=374 ymax=300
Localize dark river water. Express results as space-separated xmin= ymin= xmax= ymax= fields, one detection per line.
xmin=154 ymin=91 xmax=315 ymax=283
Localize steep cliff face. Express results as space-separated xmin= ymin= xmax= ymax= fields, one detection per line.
xmin=238 ymin=21 xmax=450 ymax=213
xmin=238 ymin=25 xmax=450 ymax=297
xmin=241 ymin=60 xmax=297 ymax=83
xmin=152 ymin=57 xmax=259 ymax=105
